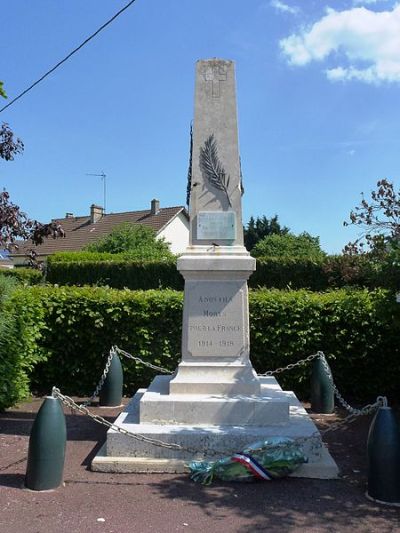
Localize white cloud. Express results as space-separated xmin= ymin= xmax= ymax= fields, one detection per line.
xmin=280 ymin=4 xmax=400 ymax=84
xmin=352 ymin=0 xmax=388 ymax=4
xmin=270 ymin=0 xmax=300 ymax=15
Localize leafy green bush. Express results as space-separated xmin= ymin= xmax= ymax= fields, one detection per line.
xmin=4 ymin=285 xmax=399 ymax=404
xmin=0 ymin=276 xmax=47 ymax=410
xmin=85 ymin=223 xmax=175 ymax=260
xmin=244 ymin=215 xmax=289 ymax=251
xmin=252 ymin=232 xmax=326 ymax=260
xmin=0 ymin=267 xmax=43 ymax=285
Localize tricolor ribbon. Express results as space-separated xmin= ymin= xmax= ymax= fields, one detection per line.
xmin=232 ymin=453 xmax=272 ymax=481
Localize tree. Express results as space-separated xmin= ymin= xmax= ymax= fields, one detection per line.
xmin=0 ymin=81 xmax=64 ymax=252
xmin=344 ymin=179 xmax=400 ymax=256
xmin=0 ymin=81 xmax=6 ymax=99
xmin=85 ymin=223 xmax=174 ymax=260
xmin=252 ymin=232 xmax=326 ymax=259
xmin=244 ymin=215 xmax=289 ymax=251
xmin=0 ymin=122 xmax=24 ymax=161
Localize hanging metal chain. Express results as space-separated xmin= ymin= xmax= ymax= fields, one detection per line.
xmin=317 ymin=352 xmax=388 ymax=416
xmin=53 ymin=387 xmax=183 ymax=450
xmin=319 ymin=396 xmax=386 ymax=436
xmin=51 ymin=346 xmax=388 ymax=459
xmin=260 ymin=351 xmax=322 ymax=376
xmin=51 ymin=387 xmax=387 ymax=459
xmin=53 ymin=387 xmax=233 ymax=457
xmin=114 ymin=345 xmax=173 ymax=374
xmin=80 ymin=346 xmax=386 ymax=423
xmin=78 ymin=345 xmax=173 ymax=408
xmin=79 ymin=348 xmax=115 ymax=408
xmin=261 ymin=350 xmax=388 ymax=418
xmin=52 ymin=386 xmax=323 ymax=457
xmin=319 ymin=353 xmax=361 ymax=414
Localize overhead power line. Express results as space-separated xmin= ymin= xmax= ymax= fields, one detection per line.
xmin=0 ymin=0 xmax=138 ymax=114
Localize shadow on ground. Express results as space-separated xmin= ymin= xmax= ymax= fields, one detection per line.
xmin=148 ymin=474 xmax=400 ymax=532
xmin=0 ymin=404 xmax=120 ymax=441
xmin=0 ymin=473 xmax=25 ymax=489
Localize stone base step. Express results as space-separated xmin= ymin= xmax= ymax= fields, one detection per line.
xmin=139 ymin=375 xmax=289 ymax=425
xmin=169 ymin=361 xmax=261 ymax=395
xmin=92 ymin=376 xmax=339 ymax=479
xmin=92 ymin=443 xmax=338 ymax=479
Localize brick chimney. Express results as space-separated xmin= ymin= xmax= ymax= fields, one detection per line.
xmin=151 ymin=198 xmax=160 ymax=215
xmin=90 ymin=204 xmax=104 ymax=223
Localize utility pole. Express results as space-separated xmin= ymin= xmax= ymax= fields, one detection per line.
xmin=86 ymin=171 xmax=107 ymax=213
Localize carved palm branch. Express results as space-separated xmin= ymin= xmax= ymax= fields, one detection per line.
xmin=199 ymin=134 xmax=232 ymax=207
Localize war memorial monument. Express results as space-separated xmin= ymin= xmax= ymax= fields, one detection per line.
xmin=92 ymin=59 xmax=338 ymax=478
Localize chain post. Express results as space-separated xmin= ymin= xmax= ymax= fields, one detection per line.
xmin=79 ymin=348 xmax=116 ymax=408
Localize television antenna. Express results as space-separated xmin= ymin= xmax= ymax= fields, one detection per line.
xmin=86 ymin=171 xmax=107 ymax=213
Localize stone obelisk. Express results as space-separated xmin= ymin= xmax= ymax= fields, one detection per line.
xmin=93 ymin=60 xmax=338 ymax=479
xmin=170 ymin=59 xmax=260 ymax=396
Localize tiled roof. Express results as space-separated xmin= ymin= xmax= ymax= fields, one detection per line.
xmin=13 ymin=205 xmax=187 ymax=256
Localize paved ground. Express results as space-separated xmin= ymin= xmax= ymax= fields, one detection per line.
xmin=1 ymin=397 xmax=399 ymax=533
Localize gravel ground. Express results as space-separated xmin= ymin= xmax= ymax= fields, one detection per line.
xmin=1 ymin=397 xmax=399 ymax=533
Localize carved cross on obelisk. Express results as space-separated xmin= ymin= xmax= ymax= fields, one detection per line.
xmin=202 ymin=63 xmax=227 ymax=98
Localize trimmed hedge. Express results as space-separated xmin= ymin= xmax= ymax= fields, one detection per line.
xmin=48 ymin=251 xmax=168 ymax=262
xmin=249 ymin=288 xmax=400 ymax=400
xmin=0 ymin=267 xmax=43 ymax=285
xmin=1 ymin=285 xmax=398 ymax=409
xmin=47 ymin=258 xmax=183 ymax=290
xmin=26 ymin=286 xmax=183 ymax=400
xmin=252 ymin=255 xmax=392 ymax=290
xmin=0 ymin=276 xmax=46 ymax=410
xmin=46 ymin=252 xmax=400 ymax=291
xmin=252 ymin=257 xmax=327 ymax=289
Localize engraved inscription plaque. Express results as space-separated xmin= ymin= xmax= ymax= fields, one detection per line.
xmin=185 ymin=281 xmax=246 ymax=358
xmin=197 ymin=211 xmax=236 ymax=240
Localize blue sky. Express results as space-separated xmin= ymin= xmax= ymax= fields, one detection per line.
xmin=1 ymin=0 xmax=400 ymax=253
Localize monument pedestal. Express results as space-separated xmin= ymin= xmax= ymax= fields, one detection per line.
xmin=171 ymin=247 xmax=260 ymax=396
xmin=92 ymin=376 xmax=338 ymax=479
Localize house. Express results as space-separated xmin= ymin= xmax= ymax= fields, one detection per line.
xmin=0 ymin=249 xmax=14 ymax=269
xmin=11 ymin=199 xmax=189 ymax=265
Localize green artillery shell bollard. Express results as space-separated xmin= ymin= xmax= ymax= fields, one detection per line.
xmin=25 ymin=396 xmax=66 ymax=491
xmin=99 ymin=352 xmax=123 ymax=407
xmin=367 ymin=406 xmax=400 ymax=506
xmin=311 ymin=356 xmax=334 ymax=414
